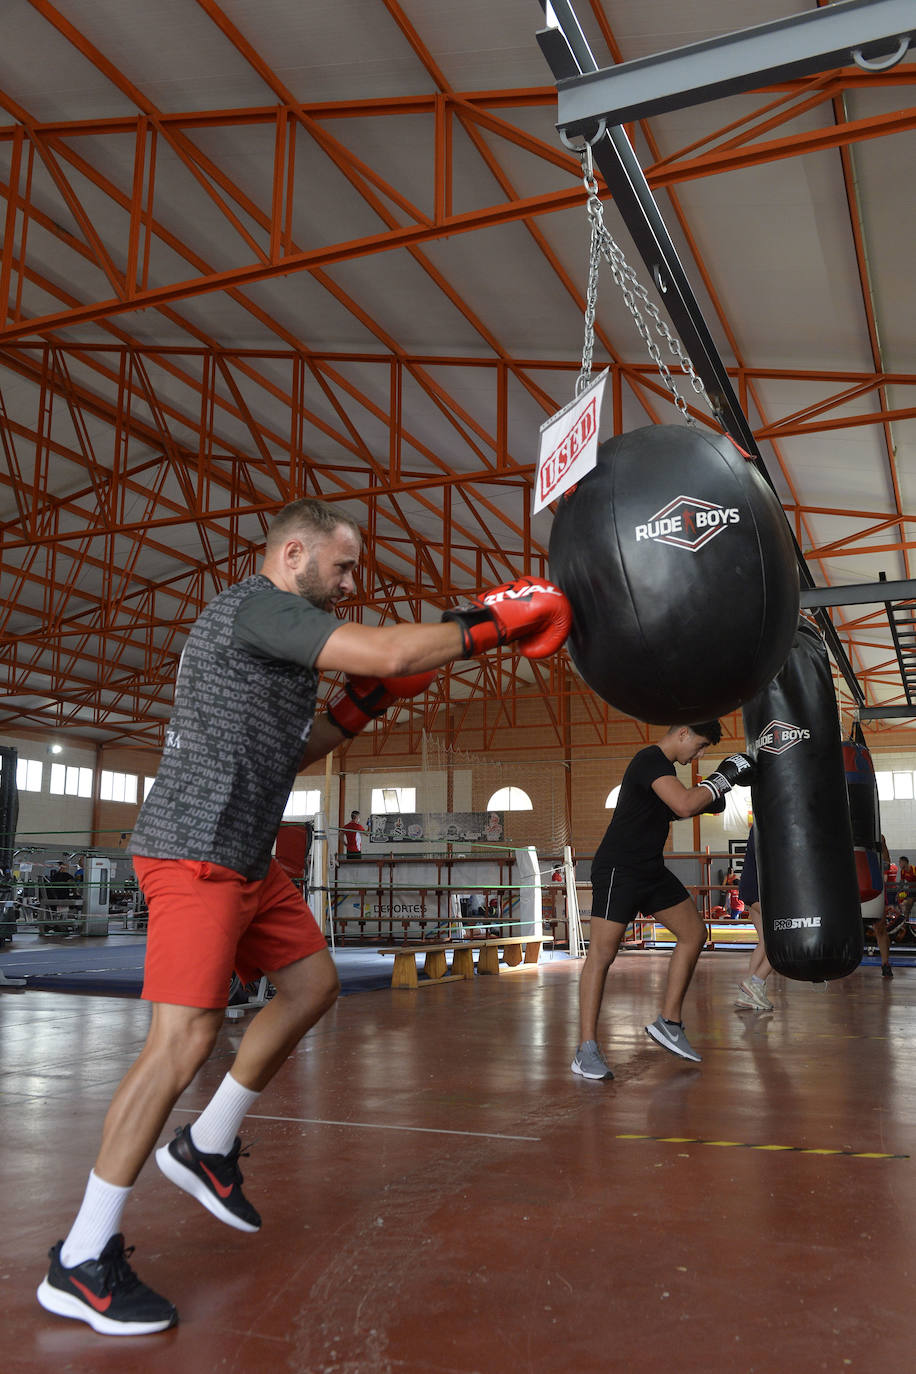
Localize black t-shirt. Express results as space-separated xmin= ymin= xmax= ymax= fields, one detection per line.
xmin=592 ymin=745 xmax=677 ymax=875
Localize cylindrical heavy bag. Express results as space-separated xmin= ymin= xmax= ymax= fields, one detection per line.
xmin=742 ymin=619 xmax=863 ymax=981
xmin=842 ymin=730 xmax=884 ymax=922
xmin=548 ymin=423 xmax=799 ymax=724
xmin=0 ymin=745 xmax=19 ymax=872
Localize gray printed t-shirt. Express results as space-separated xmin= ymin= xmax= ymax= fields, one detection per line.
xmin=128 ymin=575 xmax=338 ymax=879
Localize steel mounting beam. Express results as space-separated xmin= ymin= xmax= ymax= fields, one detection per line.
xmin=800 ymin=579 xmax=916 ymax=609
xmin=855 ymin=707 xmax=916 ymax=721
xmin=555 ymin=0 xmax=914 ymax=132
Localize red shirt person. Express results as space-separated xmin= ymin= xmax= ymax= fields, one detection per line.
xmin=341 ymin=810 xmax=366 ymax=858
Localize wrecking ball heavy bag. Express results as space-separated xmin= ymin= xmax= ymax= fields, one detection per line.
xmin=548 ymin=424 xmax=799 ymax=724
xmin=742 ymin=618 xmax=863 ymax=982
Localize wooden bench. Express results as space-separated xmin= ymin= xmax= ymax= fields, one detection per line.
xmin=378 ymin=935 xmax=551 ymax=989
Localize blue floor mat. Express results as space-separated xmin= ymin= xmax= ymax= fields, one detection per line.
xmin=0 ymin=938 xmax=398 ymax=998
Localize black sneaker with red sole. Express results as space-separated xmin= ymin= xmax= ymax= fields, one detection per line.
xmin=37 ymin=1233 xmax=177 ymax=1336
xmin=155 ymin=1124 xmax=261 ymax=1232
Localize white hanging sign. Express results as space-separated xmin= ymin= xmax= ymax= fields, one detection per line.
xmin=532 ymin=367 xmax=608 ymax=514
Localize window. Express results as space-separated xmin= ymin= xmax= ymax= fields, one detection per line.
xmin=49 ymin=763 xmax=93 ymax=798
xmin=283 ymin=788 xmax=321 ymax=819
xmin=486 ymin=786 xmax=533 ymax=811
xmin=16 ymin=758 xmax=42 ymax=792
xmin=99 ymin=770 xmax=138 ymax=804
xmin=605 ymin=786 xmax=621 ymax=809
xmin=875 ymin=769 xmax=916 ymax=801
xmin=370 ymin=786 xmax=416 ymax=814
xmin=144 ymin=776 xmax=156 ymax=799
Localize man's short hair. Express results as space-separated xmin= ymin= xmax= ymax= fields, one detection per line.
xmin=266 ymin=498 xmax=360 ymax=552
xmin=688 ymin=719 xmax=722 ymax=747
xmin=350 ymin=810 xmax=360 ymax=819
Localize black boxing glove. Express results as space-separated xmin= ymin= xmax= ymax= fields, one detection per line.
xmin=699 ymin=752 xmax=756 ymax=801
xmin=703 ymin=793 xmax=727 ymax=816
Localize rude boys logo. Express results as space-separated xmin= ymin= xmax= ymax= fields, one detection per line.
xmin=633 ymin=495 xmax=740 ymax=551
xmin=755 ymin=719 xmax=811 ymax=755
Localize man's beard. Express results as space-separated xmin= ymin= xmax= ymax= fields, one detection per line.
xmin=294 ymin=558 xmax=336 ymax=612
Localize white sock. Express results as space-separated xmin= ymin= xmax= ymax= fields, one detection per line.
xmin=60 ymin=1170 xmax=132 ymax=1268
xmin=189 ymin=1072 xmax=261 ymax=1156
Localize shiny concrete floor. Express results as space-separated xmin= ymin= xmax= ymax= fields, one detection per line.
xmin=1 ymin=951 xmax=912 ymax=1373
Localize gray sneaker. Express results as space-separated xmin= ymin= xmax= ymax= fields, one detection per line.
xmin=738 ymin=979 xmax=773 ymax=1012
xmin=571 ymin=1040 xmax=614 ymax=1080
xmin=645 ymin=1015 xmax=702 ymax=1063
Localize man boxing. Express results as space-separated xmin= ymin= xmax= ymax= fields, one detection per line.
xmin=38 ymin=497 xmax=571 ymax=1337
xmin=572 ymin=723 xmax=755 ymax=1077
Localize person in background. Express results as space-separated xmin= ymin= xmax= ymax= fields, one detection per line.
xmin=876 ymin=837 xmax=899 ymax=978
xmin=734 ymin=827 xmax=775 ymax=1011
xmin=896 ymin=855 xmax=915 ymax=925
xmin=47 ymin=859 xmax=76 ymax=901
xmin=571 ymin=722 xmax=755 ymax=1078
xmin=341 ymin=810 xmax=365 ymax=859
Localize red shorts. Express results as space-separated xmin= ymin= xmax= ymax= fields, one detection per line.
xmin=133 ymin=856 xmax=327 ymax=1009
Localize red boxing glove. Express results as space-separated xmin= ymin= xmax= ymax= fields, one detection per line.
xmin=326 ymin=670 xmax=436 ymax=739
xmin=442 ymin=577 xmax=572 ymax=660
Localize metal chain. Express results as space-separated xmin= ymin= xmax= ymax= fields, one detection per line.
xmin=575 ymin=147 xmax=602 ymax=397
xmin=574 ymin=146 xmax=713 ymax=422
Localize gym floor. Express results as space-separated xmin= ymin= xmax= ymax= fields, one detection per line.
xmin=1 ymin=950 xmax=911 ymax=1373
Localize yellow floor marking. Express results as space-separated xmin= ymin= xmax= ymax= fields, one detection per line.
xmin=613 ymin=1133 xmax=906 ymax=1159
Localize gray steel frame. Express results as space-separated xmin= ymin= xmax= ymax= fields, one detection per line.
xmin=554 ymin=0 xmax=914 ymax=132
xmin=801 ymin=580 xmax=916 ymax=610
xmin=536 ymin=0 xmax=866 ymax=705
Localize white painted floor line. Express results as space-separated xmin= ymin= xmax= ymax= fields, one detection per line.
xmin=172 ymin=1106 xmax=539 ymax=1142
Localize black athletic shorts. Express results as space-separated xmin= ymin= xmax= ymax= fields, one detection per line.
xmin=590 ymin=865 xmax=689 ymax=927
xmin=738 ymin=829 xmax=759 ymax=906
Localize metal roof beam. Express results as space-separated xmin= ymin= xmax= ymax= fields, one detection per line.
xmin=554 ymin=0 xmax=914 ymax=132
xmin=801 ymin=580 xmax=916 ymax=608
xmin=856 ymin=707 xmax=916 ymax=720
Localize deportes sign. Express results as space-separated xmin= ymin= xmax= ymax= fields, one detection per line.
xmin=533 ymin=369 xmax=608 ymax=515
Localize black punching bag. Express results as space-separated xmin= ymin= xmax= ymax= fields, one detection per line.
xmin=548 ymin=424 xmax=799 ymax=724
xmin=0 ymin=745 xmax=18 ymax=872
xmin=843 ymin=727 xmax=884 ymax=923
xmin=742 ymin=619 xmax=863 ymax=981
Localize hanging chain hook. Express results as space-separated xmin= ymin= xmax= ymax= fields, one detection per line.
xmin=852 ymin=37 xmax=910 ymax=72
xmin=563 ymin=120 xmax=714 ymax=421
xmin=560 ymin=125 xmax=607 ymax=396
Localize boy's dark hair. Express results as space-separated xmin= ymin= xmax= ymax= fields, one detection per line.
xmin=688 ymin=720 xmax=723 ymax=747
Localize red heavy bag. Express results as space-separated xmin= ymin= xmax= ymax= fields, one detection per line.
xmin=843 ymin=728 xmax=884 ymax=922
xmin=548 ymin=424 xmax=799 ymax=724
xmin=742 ymin=618 xmax=863 ymax=981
